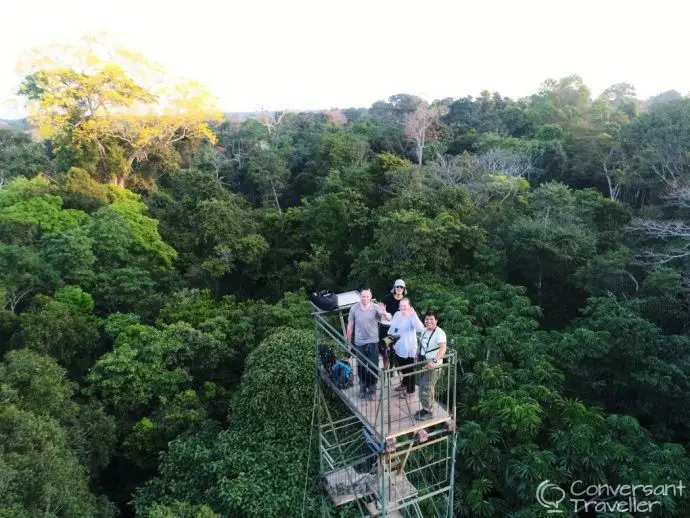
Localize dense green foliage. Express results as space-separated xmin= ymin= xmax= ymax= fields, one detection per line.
xmin=4 ymin=65 xmax=690 ymax=517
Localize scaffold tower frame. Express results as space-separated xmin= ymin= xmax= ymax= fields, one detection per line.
xmin=313 ymin=292 xmax=458 ymax=517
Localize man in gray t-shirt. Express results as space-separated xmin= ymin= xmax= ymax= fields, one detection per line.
xmin=346 ymin=289 xmax=386 ymax=398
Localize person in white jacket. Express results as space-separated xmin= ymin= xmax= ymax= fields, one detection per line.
xmin=387 ymin=298 xmax=424 ymax=400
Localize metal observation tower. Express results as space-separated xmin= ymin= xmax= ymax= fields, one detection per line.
xmin=313 ymin=291 xmax=458 ymax=517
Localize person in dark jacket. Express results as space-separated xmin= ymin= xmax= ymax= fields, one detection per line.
xmin=378 ymin=279 xmax=407 ymax=369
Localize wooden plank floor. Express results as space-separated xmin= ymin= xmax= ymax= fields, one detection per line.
xmin=325 ymin=465 xmax=416 ymax=516
xmin=324 ymin=466 xmax=373 ymax=506
xmin=321 ymin=359 xmax=452 ymax=441
xmin=365 ymin=471 xmax=418 ymax=516
xmin=365 ymin=502 xmax=405 ymax=517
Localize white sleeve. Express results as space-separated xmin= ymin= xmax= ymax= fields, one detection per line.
xmin=413 ymin=315 xmax=425 ymax=333
xmin=437 ymin=329 xmax=447 ymax=345
xmin=388 ymin=313 xmax=400 ymax=334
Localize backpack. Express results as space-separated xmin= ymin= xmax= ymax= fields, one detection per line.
xmin=311 ymin=290 xmax=338 ymax=311
xmin=330 ymin=360 xmax=353 ymax=389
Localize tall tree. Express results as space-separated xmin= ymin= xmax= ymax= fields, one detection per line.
xmin=17 ymin=35 xmax=222 ymax=188
xmin=403 ymin=101 xmax=448 ymax=164
xmin=246 ymin=148 xmax=290 ymax=220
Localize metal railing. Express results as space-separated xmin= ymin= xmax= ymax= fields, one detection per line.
xmin=314 ymin=309 xmax=457 ymax=443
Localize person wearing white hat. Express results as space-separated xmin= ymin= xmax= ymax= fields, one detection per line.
xmin=377 ymin=279 xmax=408 ymax=371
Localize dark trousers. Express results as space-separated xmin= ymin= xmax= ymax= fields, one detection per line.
xmin=395 ymin=353 xmax=416 ymax=394
xmin=379 ymin=324 xmax=398 ymax=369
xmin=356 ymin=342 xmax=379 ymax=391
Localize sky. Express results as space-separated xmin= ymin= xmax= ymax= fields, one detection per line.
xmin=1 ymin=0 xmax=688 ymax=119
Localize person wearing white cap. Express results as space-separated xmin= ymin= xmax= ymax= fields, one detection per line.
xmin=377 ymin=279 xmax=408 ymax=370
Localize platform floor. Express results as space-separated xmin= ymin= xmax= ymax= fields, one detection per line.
xmin=324 ymin=466 xmax=416 ymax=516
xmin=365 ymin=502 xmax=406 ymax=517
xmin=365 ymin=471 xmax=418 ymax=516
xmin=325 ymin=466 xmax=374 ymax=506
xmin=320 ymin=361 xmax=452 ymax=441
xmin=340 ymin=380 xmax=451 ymax=439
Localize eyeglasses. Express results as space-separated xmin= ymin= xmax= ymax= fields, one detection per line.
xmin=395 ymin=286 xmax=404 ymax=289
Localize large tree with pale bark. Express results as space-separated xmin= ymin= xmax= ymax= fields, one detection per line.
xmin=17 ymin=35 xmax=222 ymax=188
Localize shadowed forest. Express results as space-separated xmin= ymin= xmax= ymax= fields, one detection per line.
xmin=3 ymin=38 xmax=690 ymax=517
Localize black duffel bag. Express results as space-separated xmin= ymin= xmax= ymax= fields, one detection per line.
xmin=311 ymin=290 xmax=338 ymax=311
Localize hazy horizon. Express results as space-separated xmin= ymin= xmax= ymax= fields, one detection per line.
xmin=3 ymin=0 xmax=689 ymax=119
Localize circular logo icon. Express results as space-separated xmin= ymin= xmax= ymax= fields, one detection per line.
xmin=536 ymin=480 xmax=566 ymax=513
